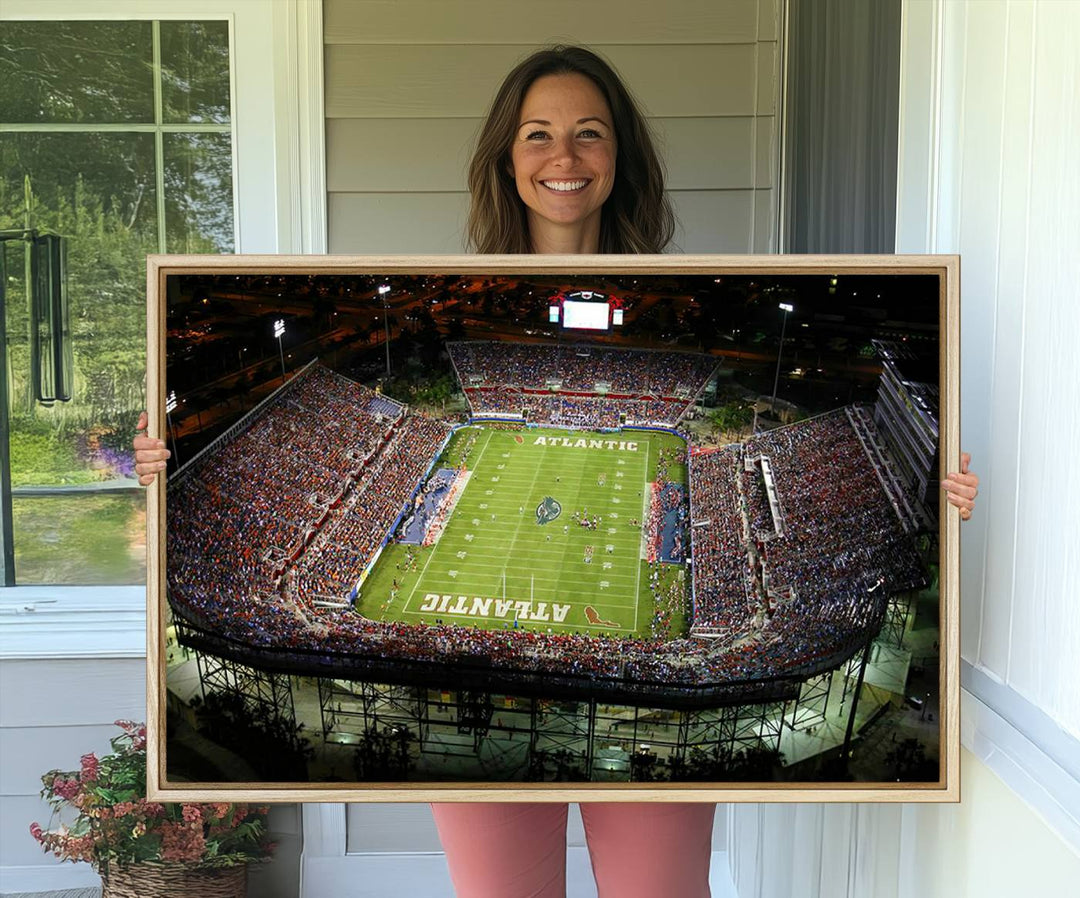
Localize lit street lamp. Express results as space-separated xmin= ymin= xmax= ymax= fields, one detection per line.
xmin=770 ymin=302 xmax=794 ymax=408
xmin=378 ymin=284 xmax=392 ymax=376
xmin=273 ymin=319 xmax=286 ymax=384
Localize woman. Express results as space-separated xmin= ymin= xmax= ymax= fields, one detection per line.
xmin=135 ymin=45 xmax=979 ymax=898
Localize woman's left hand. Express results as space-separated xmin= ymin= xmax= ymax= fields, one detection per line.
xmin=942 ymin=451 xmax=979 ymax=521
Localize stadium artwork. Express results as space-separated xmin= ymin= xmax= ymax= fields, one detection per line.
xmin=145 ymin=255 xmax=960 ymax=803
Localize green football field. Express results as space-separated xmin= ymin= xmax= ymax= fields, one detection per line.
xmin=357 ymin=426 xmax=687 ymax=638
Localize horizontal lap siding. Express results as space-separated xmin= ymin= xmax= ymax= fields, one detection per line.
xmin=327 ymin=117 xmax=767 ymax=192
xmin=325 ymin=45 xmax=760 ymax=118
xmin=0 ymin=656 xmax=301 ymax=896
xmin=0 ymin=723 xmax=134 ymax=795
xmin=329 ymin=191 xmax=469 ymax=253
xmin=324 ymin=0 xmax=762 ymax=45
xmin=324 ymin=0 xmax=780 ymax=253
xmin=0 ymin=658 xmax=145 ymax=868
xmin=0 ymin=659 xmax=146 ymax=728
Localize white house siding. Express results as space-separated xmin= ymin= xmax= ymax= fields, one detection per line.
xmin=0 ymin=658 xmax=146 ymax=891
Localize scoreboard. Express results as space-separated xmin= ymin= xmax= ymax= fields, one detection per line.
xmin=548 ymin=290 xmax=625 ymax=331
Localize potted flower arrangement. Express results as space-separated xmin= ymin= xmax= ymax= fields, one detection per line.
xmin=30 ymin=720 xmax=273 ymax=898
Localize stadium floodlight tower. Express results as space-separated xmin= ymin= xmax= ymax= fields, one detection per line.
xmin=770 ymin=302 xmax=794 ymax=408
xmin=165 ymin=390 xmax=180 ymax=465
xmin=274 ymin=318 xmax=286 ymax=384
xmin=378 ymin=283 xmax=392 ymax=376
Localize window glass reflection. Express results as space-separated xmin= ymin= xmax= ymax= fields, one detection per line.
xmin=160 ymin=21 xmax=231 ymax=124
xmin=0 ymin=22 xmax=154 ymax=124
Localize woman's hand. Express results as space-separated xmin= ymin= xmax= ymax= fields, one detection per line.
xmin=133 ymin=411 xmax=170 ymax=486
xmin=942 ymin=452 xmax=979 ymax=521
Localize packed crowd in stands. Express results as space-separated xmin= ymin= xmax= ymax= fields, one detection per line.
xmin=466 ymin=389 xmax=689 ymax=429
xmin=169 ymin=368 xmax=924 ymax=692
xmin=169 ymin=362 xmax=450 ymax=615
xmin=686 ymin=410 xmax=926 ymax=669
xmin=291 ymin=414 xmax=450 ymax=600
xmin=449 ymin=341 xmax=716 ymax=395
xmin=742 ymin=410 xmax=926 ymax=619
xmin=450 ymin=341 xmax=715 ymax=428
xmin=688 ymin=446 xmax=755 ymax=632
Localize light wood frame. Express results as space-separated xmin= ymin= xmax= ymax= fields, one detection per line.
xmin=146 ymin=253 xmax=960 ymax=803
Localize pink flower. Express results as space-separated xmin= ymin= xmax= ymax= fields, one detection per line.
xmin=207 ymin=802 xmax=231 ymax=820
xmin=52 ymin=777 xmax=80 ymax=801
xmin=137 ymin=799 xmax=166 ymax=818
xmin=80 ymin=753 xmax=99 ymax=782
xmin=64 ymin=834 xmax=95 ymax=863
xmin=160 ymin=821 xmax=206 ymax=863
xmin=29 ymin=822 xmax=43 ymax=842
xmin=181 ymin=805 xmax=202 ymax=824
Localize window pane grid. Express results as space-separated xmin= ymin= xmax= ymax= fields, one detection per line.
xmin=0 ymin=19 xmax=233 ymax=254
xmin=0 ymin=18 xmax=234 ymax=584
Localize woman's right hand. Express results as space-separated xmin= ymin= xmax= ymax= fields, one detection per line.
xmin=134 ymin=411 xmax=170 ymax=486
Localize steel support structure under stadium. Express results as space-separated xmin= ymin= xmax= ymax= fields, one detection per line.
xmin=881 ymin=590 xmax=915 ymax=648
xmin=195 ymin=651 xmax=298 ymax=730
xmin=673 ymin=700 xmax=786 ymax=761
xmin=319 ymin=678 xmax=424 ymax=742
xmin=314 ymin=677 xmax=797 ymax=782
xmin=783 ymin=670 xmax=833 ymax=732
xmin=178 ymin=624 xmax=879 ymax=782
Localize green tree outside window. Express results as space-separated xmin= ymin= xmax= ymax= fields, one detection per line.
xmin=0 ymin=20 xmax=234 ymax=584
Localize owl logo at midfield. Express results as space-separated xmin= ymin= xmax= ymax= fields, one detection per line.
xmin=535 ymin=496 xmax=562 ymax=525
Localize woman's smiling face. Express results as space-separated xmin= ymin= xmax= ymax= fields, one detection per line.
xmin=509 ymin=72 xmax=617 ymax=250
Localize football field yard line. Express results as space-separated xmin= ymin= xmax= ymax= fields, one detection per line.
xmin=467 ymin=425 xmax=496 ymax=472
xmin=440 ymin=560 xmax=636 ymax=581
xmin=497 ymin=435 xmax=548 ymax=596
xmin=403 ymin=427 xmax=494 ymax=612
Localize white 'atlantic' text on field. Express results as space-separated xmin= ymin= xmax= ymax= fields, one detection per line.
xmin=420 ymin=593 xmax=571 ymax=622
xmin=533 ymin=436 xmax=639 ymax=451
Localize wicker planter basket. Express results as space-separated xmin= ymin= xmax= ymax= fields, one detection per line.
xmin=101 ymin=862 xmax=247 ymax=898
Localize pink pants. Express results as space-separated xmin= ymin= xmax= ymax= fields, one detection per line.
xmin=431 ymin=802 xmax=715 ymax=898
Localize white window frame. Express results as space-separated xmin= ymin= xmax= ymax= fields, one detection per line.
xmin=0 ymin=0 xmax=326 ymax=658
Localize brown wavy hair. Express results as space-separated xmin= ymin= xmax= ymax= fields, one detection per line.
xmin=466 ymin=46 xmax=675 ymax=254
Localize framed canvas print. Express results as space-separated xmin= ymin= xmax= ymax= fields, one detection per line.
xmin=146 ymin=254 xmax=960 ymax=803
